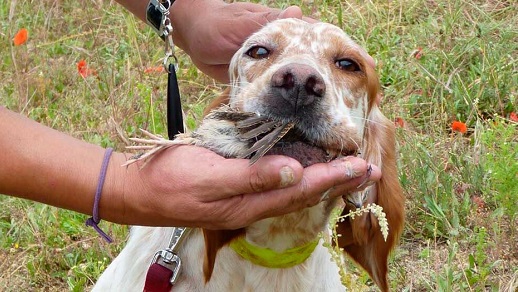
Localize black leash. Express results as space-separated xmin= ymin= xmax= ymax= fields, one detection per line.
xmin=146 ymin=0 xmax=183 ymax=139
xmin=167 ymin=63 xmax=184 ymax=138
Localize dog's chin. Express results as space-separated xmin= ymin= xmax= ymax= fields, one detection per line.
xmin=265 ymin=141 xmax=328 ymax=167
xmin=264 ymin=130 xmax=357 ymax=167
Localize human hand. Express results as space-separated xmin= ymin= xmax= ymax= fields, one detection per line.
xmin=171 ymin=1 xmax=313 ymax=82
xmin=114 ymin=145 xmax=380 ymax=229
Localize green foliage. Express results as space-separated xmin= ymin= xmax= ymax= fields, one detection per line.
xmin=480 ymin=119 xmax=518 ymax=220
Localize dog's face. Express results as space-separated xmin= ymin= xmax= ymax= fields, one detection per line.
xmin=228 ymin=18 xmax=379 ymax=158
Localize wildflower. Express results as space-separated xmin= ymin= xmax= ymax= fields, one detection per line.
xmin=77 ymin=60 xmax=87 ymax=72
xmin=411 ymin=47 xmax=423 ymax=60
xmin=341 ymin=203 xmax=389 ymax=242
xmin=471 ymin=195 xmax=486 ymax=212
xmin=77 ymin=60 xmax=96 ymax=77
xmin=367 ymin=204 xmax=389 ymax=241
xmin=510 ymin=112 xmax=518 ymax=122
xmin=13 ymin=28 xmax=28 ymax=46
xmin=394 ymin=117 xmax=405 ymax=128
xmin=451 ymin=120 xmax=467 ymax=134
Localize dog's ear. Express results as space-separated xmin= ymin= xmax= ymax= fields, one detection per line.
xmin=202 ymin=229 xmax=244 ymax=282
xmin=203 ymin=88 xmax=231 ymax=117
xmin=335 ymin=66 xmax=405 ymax=292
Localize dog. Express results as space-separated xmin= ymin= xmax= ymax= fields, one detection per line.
xmin=94 ymin=18 xmax=404 ymax=291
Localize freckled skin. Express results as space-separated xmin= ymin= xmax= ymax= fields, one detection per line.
xmin=230 ymin=20 xmax=374 ymax=157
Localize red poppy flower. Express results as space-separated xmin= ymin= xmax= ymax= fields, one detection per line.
xmin=510 ymin=112 xmax=518 ymax=122
xmin=394 ymin=117 xmax=405 ymax=128
xmin=451 ymin=121 xmax=467 ymax=134
xmin=77 ymin=60 xmax=96 ymax=77
xmin=412 ymin=47 xmax=423 ymax=60
xmin=13 ymin=28 xmax=28 ymax=46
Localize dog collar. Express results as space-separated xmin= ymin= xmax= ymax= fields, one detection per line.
xmin=229 ymin=237 xmax=319 ymax=269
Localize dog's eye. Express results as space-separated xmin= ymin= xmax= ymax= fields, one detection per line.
xmin=335 ymin=59 xmax=361 ymax=72
xmin=246 ymin=46 xmax=270 ymax=59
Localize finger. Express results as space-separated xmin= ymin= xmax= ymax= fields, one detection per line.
xmin=268 ymin=6 xmax=319 ymax=23
xmin=326 ymin=163 xmax=381 ymax=199
xmin=197 ymin=154 xmax=304 ymax=201
xmin=236 ymin=157 xmax=378 ymax=222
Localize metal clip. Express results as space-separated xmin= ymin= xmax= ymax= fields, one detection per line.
xmin=151 ymin=249 xmax=182 ymax=284
xmin=161 ymin=5 xmax=177 ymax=73
xmin=149 ymin=227 xmax=191 ymax=285
xmin=163 ymin=31 xmax=178 ymax=73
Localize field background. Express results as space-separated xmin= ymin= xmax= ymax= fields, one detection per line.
xmin=1 ymin=0 xmax=516 ymax=291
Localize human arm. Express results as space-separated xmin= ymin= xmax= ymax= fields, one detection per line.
xmin=0 ymin=106 xmax=379 ymax=229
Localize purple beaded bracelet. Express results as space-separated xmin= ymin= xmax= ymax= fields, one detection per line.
xmin=85 ymin=147 xmax=114 ymax=243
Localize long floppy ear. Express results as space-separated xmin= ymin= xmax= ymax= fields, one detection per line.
xmin=202 ymin=45 xmax=241 ymax=117
xmin=202 ymin=229 xmax=244 ymax=282
xmin=335 ymin=66 xmax=405 ymax=292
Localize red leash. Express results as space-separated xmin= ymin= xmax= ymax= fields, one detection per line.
xmin=144 ymin=263 xmax=175 ymax=292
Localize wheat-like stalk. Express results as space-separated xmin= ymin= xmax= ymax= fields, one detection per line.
xmin=339 ymin=203 xmax=389 ymax=242
xmin=123 ymin=129 xmax=186 ymax=167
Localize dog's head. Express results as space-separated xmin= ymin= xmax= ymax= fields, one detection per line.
xmin=226 ymin=18 xmax=379 ymax=163
xmin=203 ymin=19 xmax=404 ymax=291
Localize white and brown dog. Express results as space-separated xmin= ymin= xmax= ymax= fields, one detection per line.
xmin=94 ymin=18 xmax=404 ymax=291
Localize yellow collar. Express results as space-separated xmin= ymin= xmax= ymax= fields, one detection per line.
xmin=229 ymin=237 xmax=319 ymax=268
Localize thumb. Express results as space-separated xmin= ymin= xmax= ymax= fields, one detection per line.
xmin=201 ymin=155 xmax=305 ymax=201
xmin=277 ymin=6 xmax=303 ymax=19
xmin=265 ymin=6 xmax=318 ymax=24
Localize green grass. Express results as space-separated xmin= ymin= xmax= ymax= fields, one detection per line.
xmin=1 ymin=0 xmax=517 ymax=290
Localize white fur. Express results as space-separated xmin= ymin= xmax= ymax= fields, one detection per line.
xmin=95 ymin=226 xmax=345 ymax=292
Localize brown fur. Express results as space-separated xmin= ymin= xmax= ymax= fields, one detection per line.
xmin=202 ymin=228 xmax=244 ymax=281
xmin=203 ymin=88 xmax=230 ymax=117
xmin=335 ymin=67 xmax=405 ymax=292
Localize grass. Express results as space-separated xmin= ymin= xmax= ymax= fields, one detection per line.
xmin=1 ymin=0 xmax=517 ymax=290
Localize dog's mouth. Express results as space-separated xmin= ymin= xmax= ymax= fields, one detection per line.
xmin=229 ymin=111 xmax=357 ymax=166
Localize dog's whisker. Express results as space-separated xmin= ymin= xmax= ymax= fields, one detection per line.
xmin=355 ymin=116 xmax=390 ymax=129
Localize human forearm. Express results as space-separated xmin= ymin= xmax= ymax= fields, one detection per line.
xmin=0 ymin=107 xmax=126 ymax=221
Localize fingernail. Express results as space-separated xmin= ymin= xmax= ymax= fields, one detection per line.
xmin=332 ymin=158 xmax=364 ymax=178
xmin=279 ymin=166 xmax=295 ymax=187
xmin=356 ymin=165 xmax=375 ymax=189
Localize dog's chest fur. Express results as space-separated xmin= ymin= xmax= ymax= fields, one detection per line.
xmin=95 ymin=207 xmax=345 ymax=292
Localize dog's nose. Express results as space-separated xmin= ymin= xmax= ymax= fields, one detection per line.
xmin=271 ymin=64 xmax=326 ymax=110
